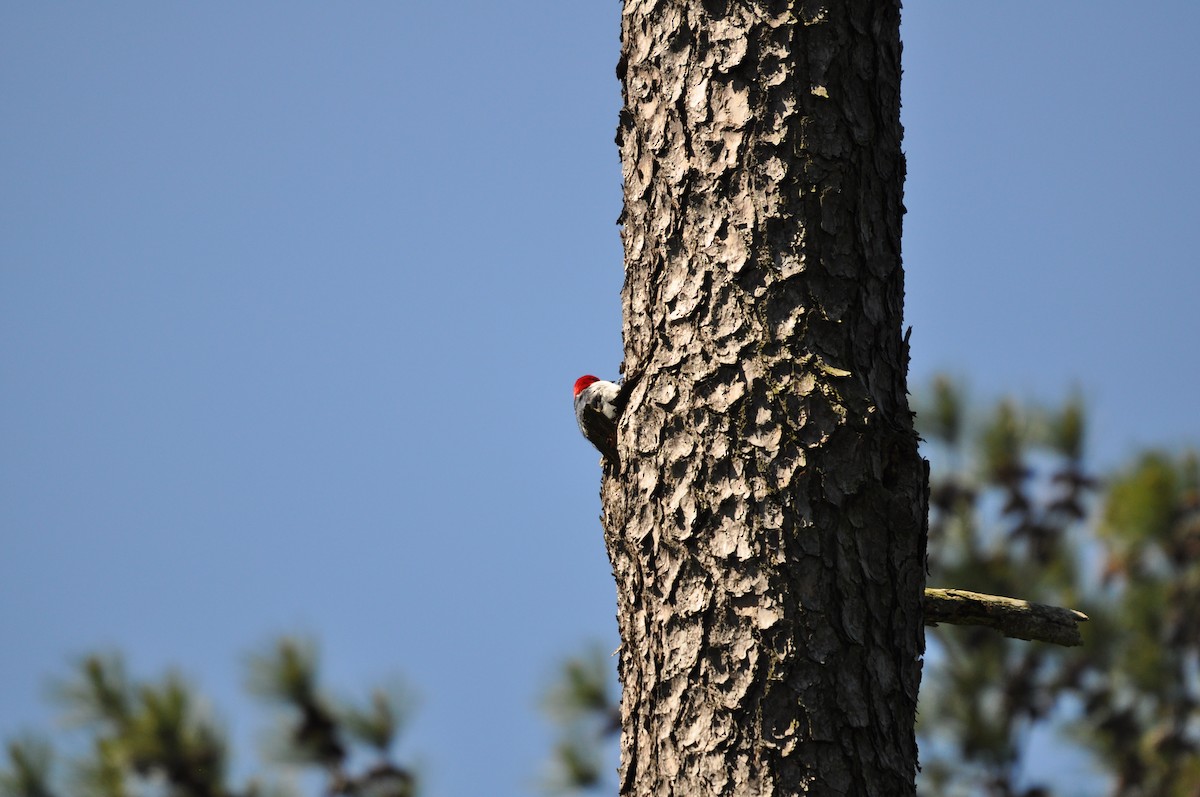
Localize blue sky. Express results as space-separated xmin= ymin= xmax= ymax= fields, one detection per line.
xmin=2 ymin=4 xmax=1197 ymax=797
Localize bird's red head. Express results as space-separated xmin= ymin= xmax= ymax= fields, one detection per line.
xmin=573 ymin=375 xmax=600 ymax=397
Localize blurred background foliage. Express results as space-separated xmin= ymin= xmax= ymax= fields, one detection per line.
xmin=4 ymin=376 xmax=1198 ymax=797
xmin=913 ymin=377 xmax=1199 ymax=797
xmin=1 ymin=640 xmax=415 ymax=797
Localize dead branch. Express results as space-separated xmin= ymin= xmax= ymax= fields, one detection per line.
xmin=923 ymin=588 xmax=1089 ymax=647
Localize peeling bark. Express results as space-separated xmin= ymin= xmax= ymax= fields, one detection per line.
xmin=604 ymin=1 xmax=925 ymax=795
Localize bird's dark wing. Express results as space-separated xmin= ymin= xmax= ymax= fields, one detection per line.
xmin=578 ymin=402 xmax=620 ymax=465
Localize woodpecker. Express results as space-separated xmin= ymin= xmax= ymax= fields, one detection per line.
xmin=573 ymin=375 xmax=623 ymax=465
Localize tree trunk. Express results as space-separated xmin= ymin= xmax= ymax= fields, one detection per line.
xmin=604 ymin=1 xmax=926 ymax=795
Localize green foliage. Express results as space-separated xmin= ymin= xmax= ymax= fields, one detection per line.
xmin=0 ymin=738 xmax=55 ymax=797
xmin=247 ymin=639 xmax=321 ymax=707
xmin=248 ymin=639 xmax=345 ymax=768
xmin=1080 ymin=451 xmax=1200 ymax=797
xmin=1 ymin=641 xmax=417 ymax=797
xmin=1101 ymin=452 xmax=1181 ymax=551
xmin=1047 ymin=392 xmax=1086 ymax=463
xmin=539 ymin=647 xmax=619 ymax=793
xmin=543 ymin=647 xmax=615 ymax=724
xmin=916 ymin=379 xmax=1199 ymax=797
xmin=341 ymin=685 xmax=414 ymax=756
xmin=547 ymin=735 xmax=603 ymax=792
xmin=925 ymin=375 xmax=966 ymax=448
xmin=41 ymin=655 xmax=231 ymax=797
xmin=52 ymin=655 xmax=131 ymax=729
xmin=978 ymin=399 xmax=1026 ymax=488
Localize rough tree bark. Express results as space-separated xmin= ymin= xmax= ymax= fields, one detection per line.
xmin=603 ymin=1 xmax=925 ymax=795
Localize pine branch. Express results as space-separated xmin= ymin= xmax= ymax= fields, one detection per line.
xmin=923 ymin=588 xmax=1089 ymax=647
